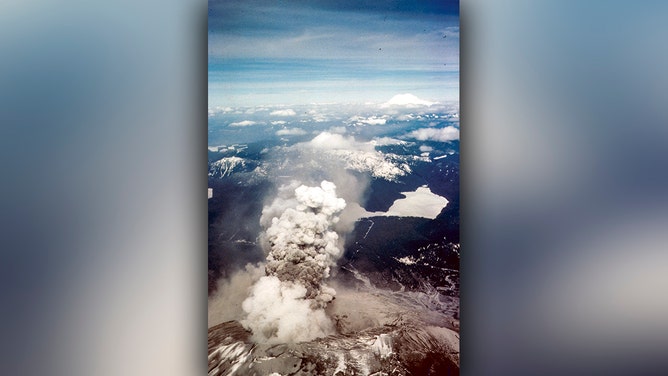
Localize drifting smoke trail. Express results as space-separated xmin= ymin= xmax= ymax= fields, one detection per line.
xmin=241 ymin=181 xmax=346 ymax=344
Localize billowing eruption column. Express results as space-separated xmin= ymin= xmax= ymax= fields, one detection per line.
xmin=241 ymin=181 xmax=346 ymax=344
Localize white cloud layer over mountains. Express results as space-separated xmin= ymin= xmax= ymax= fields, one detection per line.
xmin=303 ymin=132 xmax=411 ymax=180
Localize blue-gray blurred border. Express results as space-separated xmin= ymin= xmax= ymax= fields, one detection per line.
xmin=1 ymin=1 xmax=668 ymax=375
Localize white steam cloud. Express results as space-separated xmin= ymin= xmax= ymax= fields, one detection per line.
xmin=241 ymin=181 xmax=346 ymax=344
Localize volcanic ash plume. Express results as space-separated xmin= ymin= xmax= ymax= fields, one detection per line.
xmin=241 ymin=181 xmax=346 ymax=344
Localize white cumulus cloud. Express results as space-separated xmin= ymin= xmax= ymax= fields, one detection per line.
xmin=208 ymin=106 xmax=234 ymax=117
xmin=276 ymin=128 xmax=307 ymax=136
xmin=270 ymin=109 xmax=297 ymax=116
xmin=407 ymin=126 xmax=459 ymax=142
xmin=328 ymin=126 xmax=347 ymax=134
xmin=308 ymin=132 xmax=372 ymax=151
xmin=229 ymin=120 xmax=257 ymax=127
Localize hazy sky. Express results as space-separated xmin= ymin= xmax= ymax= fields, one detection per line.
xmin=208 ymin=0 xmax=459 ymax=106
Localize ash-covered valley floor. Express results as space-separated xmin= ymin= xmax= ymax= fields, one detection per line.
xmin=208 ymin=100 xmax=459 ymax=375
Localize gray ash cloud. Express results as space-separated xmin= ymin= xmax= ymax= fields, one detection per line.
xmin=241 ymin=181 xmax=347 ymax=343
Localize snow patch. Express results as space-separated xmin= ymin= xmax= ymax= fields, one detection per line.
xmin=360 ymin=185 xmax=448 ymax=219
xmin=333 ymin=353 xmax=347 ymax=375
xmin=395 ymin=256 xmax=417 ymax=265
xmin=349 ymin=115 xmax=387 ymax=125
xmin=371 ymin=334 xmax=394 ymax=359
xmin=369 ymin=137 xmax=406 ymax=146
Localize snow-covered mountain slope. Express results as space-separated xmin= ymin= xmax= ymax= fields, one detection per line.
xmin=208 ymin=148 xmax=431 ymax=183
xmin=208 ymin=317 xmax=459 ymax=376
xmin=326 ymin=149 xmax=410 ymax=180
xmin=209 ymin=157 xmax=248 ymax=178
